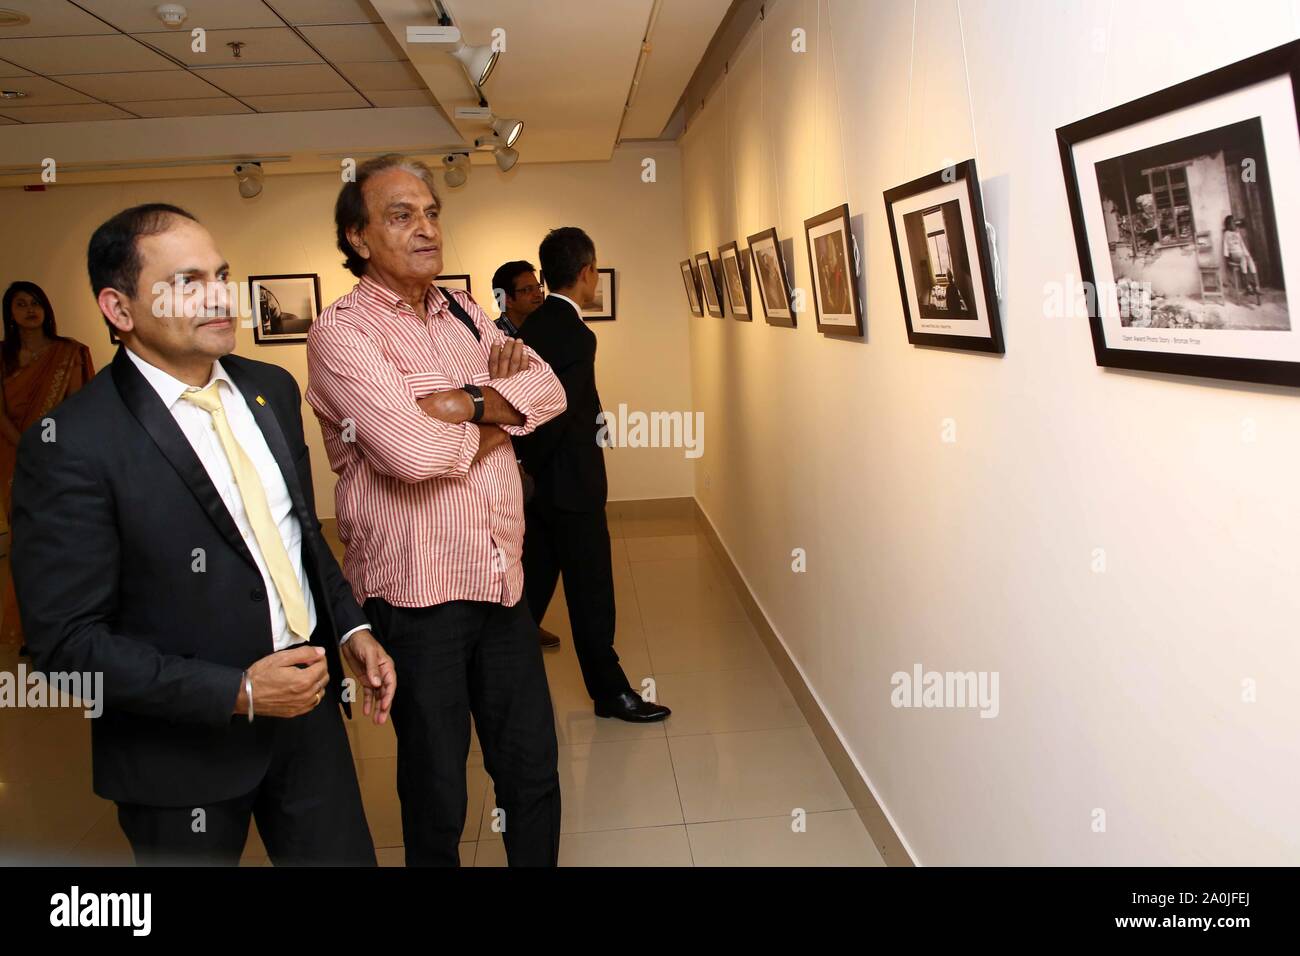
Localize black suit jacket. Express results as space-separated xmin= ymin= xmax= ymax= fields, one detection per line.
xmin=11 ymin=347 xmax=367 ymax=807
xmin=514 ymin=296 xmax=607 ymax=512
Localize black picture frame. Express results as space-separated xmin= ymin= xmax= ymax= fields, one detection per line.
xmin=1057 ymin=40 xmax=1300 ymax=387
xmin=438 ymin=274 xmax=472 ymax=294
xmin=803 ymin=203 xmax=863 ymax=336
xmin=250 ymin=273 xmax=321 ymax=345
xmin=581 ymin=268 xmax=616 ymax=321
xmin=718 ymin=240 xmax=753 ymax=321
xmin=747 ymin=226 xmax=796 ymax=327
xmin=696 ymin=251 xmax=724 ymax=318
xmin=883 ymin=159 xmax=1004 ymax=354
xmin=680 ymin=258 xmax=704 ymax=316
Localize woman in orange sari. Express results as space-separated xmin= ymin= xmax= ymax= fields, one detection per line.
xmin=0 ymin=282 xmax=95 ymax=647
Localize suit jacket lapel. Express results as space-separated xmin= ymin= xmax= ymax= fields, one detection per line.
xmin=110 ymin=347 xmax=258 ymax=572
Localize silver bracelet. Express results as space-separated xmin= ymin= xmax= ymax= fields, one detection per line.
xmin=245 ymin=671 xmax=254 ymax=724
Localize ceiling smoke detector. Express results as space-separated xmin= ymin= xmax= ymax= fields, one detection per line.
xmin=155 ymin=4 xmax=188 ymax=29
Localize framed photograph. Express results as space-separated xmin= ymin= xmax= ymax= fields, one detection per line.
xmin=747 ymin=226 xmax=795 ymax=327
xmin=680 ymin=258 xmax=703 ymax=316
xmin=696 ymin=251 xmax=724 ymax=318
xmin=581 ymin=268 xmax=616 ymax=321
xmin=437 ymin=274 xmax=472 ymax=294
xmin=1058 ymin=40 xmax=1300 ymax=386
xmin=884 ymin=159 xmax=1004 ymax=353
xmin=250 ymin=274 xmax=321 ymax=344
xmin=804 ymin=203 xmax=863 ymax=335
xmin=718 ymin=241 xmax=753 ymax=321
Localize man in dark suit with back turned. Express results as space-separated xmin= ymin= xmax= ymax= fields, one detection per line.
xmin=514 ymin=227 xmax=670 ymax=722
xmin=11 ymin=204 xmax=395 ymax=865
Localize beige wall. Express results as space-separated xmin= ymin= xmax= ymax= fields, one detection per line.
xmin=681 ymin=0 xmax=1300 ymax=864
xmin=0 ymin=142 xmax=694 ymax=513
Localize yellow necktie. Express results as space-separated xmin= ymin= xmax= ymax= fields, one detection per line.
xmin=182 ymin=382 xmax=311 ymax=642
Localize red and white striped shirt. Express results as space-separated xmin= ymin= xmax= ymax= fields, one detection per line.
xmin=305 ymin=275 xmax=566 ymax=609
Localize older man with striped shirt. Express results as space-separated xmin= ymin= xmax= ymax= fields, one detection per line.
xmin=306 ymin=155 xmax=566 ymax=867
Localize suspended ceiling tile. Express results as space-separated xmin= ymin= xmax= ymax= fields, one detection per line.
xmin=0 ymin=74 xmax=93 ymax=106
xmin=193 ymin=63 xmax=352 ymax=97
xmin=264 ymin=0 xmax=383 ymax=26
xmin=334 ymin=59 xmax=423 ymax=91
xmin=244 ymin=90 xmax=369 ymax=112
xmin=367 ymin=88 xmax=436 ymax=108
xmin=143 ymin=26 xmax=322 ymax=67
xmin=0 ymin=102 xmax=134 ymax=123
xmin=125 ymin=97 xmax=256 ymax=118
xmin=0 ymin=1 xmax=119 ymax=38
xmin=52 ymin=70 xmax=227 ymax=102
xmin=0 ymin=35 xmax=180 ymax=74
xmin=75 ymin=0 xmax=283 ymax=33
xmin=0 ymin=59 xmax=31 ymax=77
xmin=298 ymin=23 xmax=405 ymax=62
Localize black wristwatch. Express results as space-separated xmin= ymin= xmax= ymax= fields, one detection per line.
xmin=462 ymin=383 xmax=485 ymax=422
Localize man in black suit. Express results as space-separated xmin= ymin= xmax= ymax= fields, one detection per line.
xmin=514 ymin=227 xmax=670 ymax=722
xmin=11 ymin=204 xmax=394 ymax=865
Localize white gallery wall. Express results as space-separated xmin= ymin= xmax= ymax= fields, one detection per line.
xmin=0 ymin=142 xmax=694 ymax=513
xmin=680 ymin=0 xmax=1300 ymax=864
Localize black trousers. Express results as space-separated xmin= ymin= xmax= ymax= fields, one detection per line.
xmin=364 ymin=596 xmax=560 ymax=867
xmin=522 ymin=499 xmax=632 ymax=702
xmin=116 ymin=699 xmax=375 ymax=866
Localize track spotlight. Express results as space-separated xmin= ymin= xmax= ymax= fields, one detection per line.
xmin=234 ymin=162 xmax=263 ymax=198
xmin=473 ymin=134 xmax=518 ymax=172
xmin=450 ymin=41 xmax=499 ymax=88
xmin=442 ymin=153 xmax=470 ymax=188
xmin=492 ymin=146 xmax=518 ymax=172
xmin=491 ymin=116 xmax=523 ymax=148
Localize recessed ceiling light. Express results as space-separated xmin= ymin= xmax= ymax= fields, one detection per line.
xmin=0 ymin=9 xmax=31 ymax=28
xmin=0 ymin=89 xmax=27 ymax=99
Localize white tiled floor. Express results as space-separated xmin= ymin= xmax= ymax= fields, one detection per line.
xmin=0 ymin=518 xmax=884 ymax=867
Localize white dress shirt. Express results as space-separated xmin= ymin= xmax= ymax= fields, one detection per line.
xmin=125 ymin=348 xmax=363 ymax=650
xmin=549 ymin=292 xmax=582 ymax=315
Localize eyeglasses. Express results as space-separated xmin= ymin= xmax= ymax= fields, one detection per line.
xmin=513 ymin=282 xmax=544 ymax=296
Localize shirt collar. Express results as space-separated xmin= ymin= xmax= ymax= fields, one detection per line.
xmin=497 ymin=313 xmax=520 ymax=335
xmin=356 ymin=273 xmax=450 ymax=320
xmin=124 ymin=346 xmax=234 ymax=410
xmin=549 ymin=292 xmax=581 ymax=315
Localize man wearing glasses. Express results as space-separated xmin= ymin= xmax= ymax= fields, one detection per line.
xmin=491 ymin=260 xmax=546 ymax=337
xmin=491 ymin=259 xmax=561 ymax=649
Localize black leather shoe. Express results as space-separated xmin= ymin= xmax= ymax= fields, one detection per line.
xmin=595 ymin=690 xmax=670 ymax=722
xmin=539 ymin=628 xmax=561 ymax=648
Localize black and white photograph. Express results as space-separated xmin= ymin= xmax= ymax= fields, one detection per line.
xmin=884 ymin=159 xmax=1004 ymax=352
xmin=1059 ymin=40 xmax=1300 ymax=386
xmin=747 ymin=226 xmax=796 ymax=327
xmin=680 ymin=257 xmax=703 ymax=315
xmin=250 ymin=273 xmax=321 ymax=344
xmin=804 ymin=203 xmax=863 ymax=335
xmin=581 ymin=267 xmax=616 ymax=321
xmin=696 ymin=250 xmax=724 ymax=317
xmin=437 ymin=273 xmax=472 ymax=294
xmin=718 ymin=240 xmax=752 ymax=321
xmin=1094 ymin=118 xmax=1287 ymax=331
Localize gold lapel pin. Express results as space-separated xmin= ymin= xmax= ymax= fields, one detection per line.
xmin=255 ymin=395 xmax=267 ymax=406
